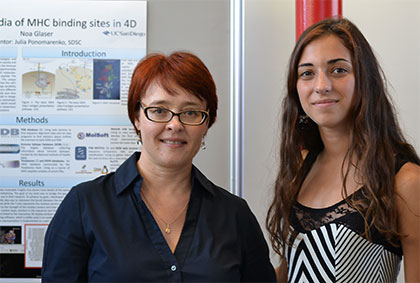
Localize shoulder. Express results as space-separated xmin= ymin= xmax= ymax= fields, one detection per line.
xmin=192 ymin=165 xmax=250 ymax=212
xmin=195 ymin=176 xmax=256 ymax=220
xmin=72 ymin=173 xmax=115 ymax=196
xmin=394 ymin=162 xmax=420 ymax=281
xmin=207 ymin=184 xmax=267 ymax=235
xmin=206 ymin=182 xmax=250 ymax=212
xmin=48 ymin=173 xmax=119 ymax=243
xmin=68 ymin=152 xmax=139 ymax=199
xmin=395 ymin=162 xmax=420 ymax=200
xmin=76 ymin=173 xmax=114 ymax=189
xmin=59 ymin=173 xmax=116 ymax=210
xmin=395 ymin=162 xmax=420 ymax=215
xmin=192 ymin=166 xmax=263 ymax=232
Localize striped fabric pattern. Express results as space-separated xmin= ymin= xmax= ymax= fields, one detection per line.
xmin=286 ymin=223 xmax=401 ymax=283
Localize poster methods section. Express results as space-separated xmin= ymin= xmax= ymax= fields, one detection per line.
xmin=0 ymin=0 xmax=147 ymax=278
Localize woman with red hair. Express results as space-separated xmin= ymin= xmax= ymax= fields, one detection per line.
xmin=42 ymin=52 xmax=275 ymax=282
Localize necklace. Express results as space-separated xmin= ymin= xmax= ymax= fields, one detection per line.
xmin=140 ymin=190 xmax=189 ymax=234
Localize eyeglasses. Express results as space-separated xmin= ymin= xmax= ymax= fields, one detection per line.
xmin=140 ymin=104 xmax=209 ymax=126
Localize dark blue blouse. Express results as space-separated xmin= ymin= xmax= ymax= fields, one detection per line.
xmin=42 ymin=152 xmax=275 ymax=282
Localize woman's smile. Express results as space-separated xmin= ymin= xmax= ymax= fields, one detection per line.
xmin=311 ymin=98 xmax=339 ymax=107
xmin=160 ymin=138 xmax=187 ymax=146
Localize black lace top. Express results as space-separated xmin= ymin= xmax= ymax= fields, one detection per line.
xmin=285 ymin=152 xmax=412 ymax=283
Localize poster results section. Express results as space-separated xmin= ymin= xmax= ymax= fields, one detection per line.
xmin=0 ymin=1 xmax=146 ymax=279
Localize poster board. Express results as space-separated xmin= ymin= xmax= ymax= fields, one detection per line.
xmin=0 ymin=0 xmax=147 ymax=278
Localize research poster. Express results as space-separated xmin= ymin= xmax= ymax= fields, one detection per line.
xmin=0 ymin=1 xmax=147 ymax=278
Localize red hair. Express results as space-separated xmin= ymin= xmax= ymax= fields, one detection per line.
xmin=127 ymin=52 xmax=218 ymax=133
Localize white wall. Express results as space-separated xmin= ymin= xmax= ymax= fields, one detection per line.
xmin=243 ymin=0 xmax=420 ymax=281
xmin=147 ymin=0 xmax=231 ymax=190
xmin=243 ymin=0 xmax=295 ymax=264
xmin=344 ymin=0 xmax=420 ymax=150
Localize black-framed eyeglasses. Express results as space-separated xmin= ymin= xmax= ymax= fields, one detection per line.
xmin=140 ymin=104 xmax=209 ymax=126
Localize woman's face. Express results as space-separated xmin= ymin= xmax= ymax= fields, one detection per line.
xmin=296 ymin=35 xmax=355 ymax=132
xmin=135 ymin=82 xmax=208 ymax=170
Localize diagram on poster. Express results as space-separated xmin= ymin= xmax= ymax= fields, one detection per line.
xmin=93 ymin=59 xmax=120 ymax=100
xmin=22 ymin=62 xmax=55 ymax=99
xmin=56 ymin=60 xmax=93 ymax=99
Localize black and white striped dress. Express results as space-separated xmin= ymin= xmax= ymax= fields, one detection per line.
xmin=286 ymin=152 xmax=406 ymax=283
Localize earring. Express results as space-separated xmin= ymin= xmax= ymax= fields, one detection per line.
xmin=298 ymin=114 xmax=309 ymax=124
xmin=136 ymin=132 xmax=142 ymax=145
xmin=201 ymin=139 xmax=206 ymax=150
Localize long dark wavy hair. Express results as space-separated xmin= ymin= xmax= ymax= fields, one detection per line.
xmin=266 ymin=17 xmax=420 ymax=256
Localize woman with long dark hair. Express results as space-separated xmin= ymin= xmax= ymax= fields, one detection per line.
xmin=266 ymin=18 xmax=419 ymax=282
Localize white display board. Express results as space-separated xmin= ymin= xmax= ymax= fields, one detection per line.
xmin=0 ymin=0 xmax=147 ymax=277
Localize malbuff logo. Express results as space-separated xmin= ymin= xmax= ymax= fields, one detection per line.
xmin=77 ymin=132 xmax=109 ymax=139
xmin=86 ymin=132 xmax=109 ymax=138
